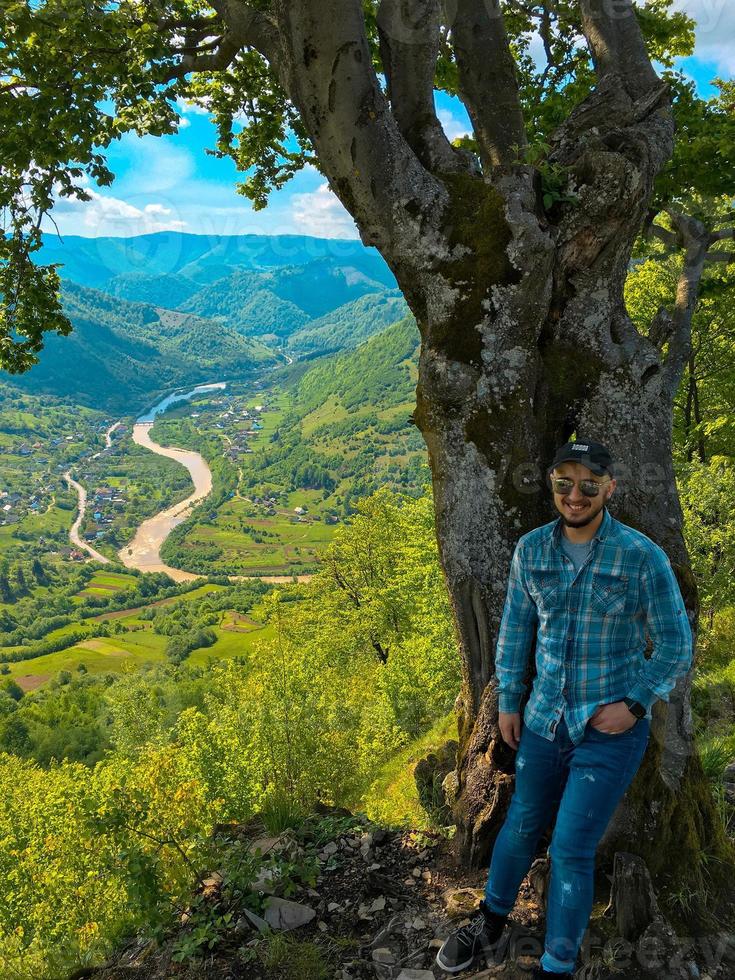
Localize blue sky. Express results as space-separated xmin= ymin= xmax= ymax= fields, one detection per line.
xmin=48 ymin=1 xmax=734 ymax=241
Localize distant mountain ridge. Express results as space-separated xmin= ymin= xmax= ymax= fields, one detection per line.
xmin=38 ymin=231 xmax=397 ymax=293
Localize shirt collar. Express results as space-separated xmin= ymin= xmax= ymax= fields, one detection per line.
xmin=552 ymin=505 xmax=611 ymax=550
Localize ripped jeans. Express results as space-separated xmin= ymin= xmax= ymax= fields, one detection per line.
xmin=484 ymin=711 xmax=651 ymax=974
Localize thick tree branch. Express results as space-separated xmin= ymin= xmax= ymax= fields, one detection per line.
xmin=448 ymin=0 xmax=526 ymax=169
xmin=579 ymin=0 xmax=660 ymax=98
xmin=376 ymin=0 xmax=478 ymax=174
xmin=274 ymin=0 xmax=447 ymax=265
xmin=711 ymin=227 xmax=735 ymax=241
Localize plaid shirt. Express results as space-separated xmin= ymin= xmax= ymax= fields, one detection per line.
xmin=495 ymin=506 xmax=693 ymax=745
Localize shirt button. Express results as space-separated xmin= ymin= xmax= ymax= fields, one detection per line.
xmin=562 ymin=687 xmax=569 ymax=696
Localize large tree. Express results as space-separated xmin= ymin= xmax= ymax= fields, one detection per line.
xmin=3 ymin=0 xmax=735 ymax=938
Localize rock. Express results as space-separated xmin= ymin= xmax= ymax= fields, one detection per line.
xmin=321 ymin=840 xmax=338 ymax=856
xmin=421 ymin=871 xmax=432 ymax=882
xmin=722 ymin=761 xmax=735 ymax=782
xmin=373 ymin=828 xmax=390 ymax=846
xmin=372 ymin=947 xmax=396 ymax=964
xmin=414 ymin=740 xmax=458 ymax=822
xmin=403 ymin=877 xmax=416 ymax=887
xmin=412 ymin=867 xmax=421 ymax=878
xmin=251 ymin=866 xmax=279 ymax=894
xmin=263 ymin=896 xmax=316 ymax=931
xmin=442 ymin=768 xmax=460 ymax=808
xmin=318 ymin=920 xmax=328 ymax=932
xmin=634 ymin=916 xmax=681 ymax=975
xmin=242 ymin=907 xmax=270 ymax=933
xmin=327 ymin=901 xmax=341 ymax=912
xmin=370 ymin=896 xmax=387 ymax=913
xmin=248 ymin=834 xmax=284 ymax=856
xmin=442 ymin=887 xmax=484 ymax=918
xmin=411 ymin=917 xmax=426 ymax=930
xmin=396 ymin=972 xmax=436 ymax=980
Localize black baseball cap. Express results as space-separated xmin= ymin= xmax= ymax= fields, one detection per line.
xmin=546 ymin=438 xmax=614 ymax=487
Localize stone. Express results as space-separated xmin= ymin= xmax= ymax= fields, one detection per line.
xmin=327 ymin=901 xmax=341 ymax=912
xmin=442 ymin=887 xmax=484 ymax=918
xmin=370 ymin=896 xmax=387 ymax=912
xmin=248 ymin=834 xmax=284 ymax=856
xmin=372 ymin=947 xmax=396 ymax=964
xmin=251 ymin=866 xmax=279 ymax=894
xmin=263 ymin=896 xmax=316 ymax=932
xmin=396 ymin=971 xmax=436 ymax=980
xmin=411 ymin=917 xmax=426 ymax=930
xmin=321 ymin=840 xmax=338 ymax=856
xmin=242 ymin=907 xmax=270 ymax=933
xmin=414 ymin=740 xmax=458 ymax=822
xmin=412 ymin=867 xmax=421 ymax=878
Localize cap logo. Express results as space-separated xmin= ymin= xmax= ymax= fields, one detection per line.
xmin=572 ymin=444 xmax=589 ymax=451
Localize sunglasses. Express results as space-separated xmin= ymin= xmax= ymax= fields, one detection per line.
xmin=551 ymin=477 xmax=610 ymax=497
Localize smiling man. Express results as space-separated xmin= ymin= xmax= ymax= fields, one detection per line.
xmin=436 ymin=438 xmax=693 ymax=978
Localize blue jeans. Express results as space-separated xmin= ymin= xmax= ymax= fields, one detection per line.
xmin=484 ymin=712 xmax=651 ymax=974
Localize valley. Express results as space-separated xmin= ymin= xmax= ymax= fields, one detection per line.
xmin=0 ymin=232 xmax=425 ymax=697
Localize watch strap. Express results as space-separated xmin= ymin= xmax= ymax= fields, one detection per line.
xmin=623 ymin=697 xmax=646 ymax=719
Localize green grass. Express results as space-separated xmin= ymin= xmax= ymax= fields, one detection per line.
xmin=357 ymin=711 xmax=458 ymax=831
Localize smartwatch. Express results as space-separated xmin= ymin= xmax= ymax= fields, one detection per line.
xmin=623 ymin=697 xmax=646 ymax=719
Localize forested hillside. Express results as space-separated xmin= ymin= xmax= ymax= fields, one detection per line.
xmin=3 ymin=282 xmax=276 ymax=411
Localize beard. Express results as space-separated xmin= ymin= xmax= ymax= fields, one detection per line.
xmin=559 ymin=501 xmax=605 ymax=528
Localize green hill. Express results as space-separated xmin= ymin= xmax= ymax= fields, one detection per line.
xmin=179 ymin=258 xmax=393 ymax=340
xmin=288 ymin=289 xmax=409 ymax=354
xmin=4 ymin=282 xmax=277 ymax=412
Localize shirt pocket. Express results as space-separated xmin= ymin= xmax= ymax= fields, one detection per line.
xmin=527 ymin=568 xmax=563 ymax=612
xmin=591 ymin=571 xmax=629 ymax=616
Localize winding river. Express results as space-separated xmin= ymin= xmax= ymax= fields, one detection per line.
xmin=66 ymin=381 xmax=312 ymax=584
xmin=118 ymin=383 xmax=226 ymax=582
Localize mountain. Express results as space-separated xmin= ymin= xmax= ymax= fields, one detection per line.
xmin=38 ymin=232 xmax=397 ymax=295
xmin=177 ymin=257 xmax=394 ymax=341
xmin=288 ymin=290 xmax=410 ymax=354
xmin=4 ymin=282 xmax=277 ymax=412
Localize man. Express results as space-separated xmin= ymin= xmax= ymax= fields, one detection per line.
xmin=436 ymin=438 xmax=693 ymax=977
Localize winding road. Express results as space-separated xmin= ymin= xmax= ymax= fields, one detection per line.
xmin=63 ymin=471 xmax=110 ymax=564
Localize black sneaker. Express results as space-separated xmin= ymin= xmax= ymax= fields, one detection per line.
xmin=435 ymin=899 xmax=509 ymax=973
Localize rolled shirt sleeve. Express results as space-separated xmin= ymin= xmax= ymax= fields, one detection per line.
xmin=627 ymin=547 xmax=693 ymax=710
xmin=495 ymin=540 xmax=538 ymax=714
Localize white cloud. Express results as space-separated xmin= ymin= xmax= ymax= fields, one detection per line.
xmin=116 ymin=137 xmax=195 ymax=194
xmin=50 ymin=188 xmax=187 ymax=237
xmin=437 ymin=107 xmax=471 ymax=142
xmin=175 ymin=97 xmax=212 ymax=116
xmin=290 ymin=182 xmax=359 ymax=239
xmin=671 ymin=1 xmax=735 ymax=74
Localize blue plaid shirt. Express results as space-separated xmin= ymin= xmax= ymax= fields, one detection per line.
xmin=495 ymin=506 xmax=693 ymax=745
